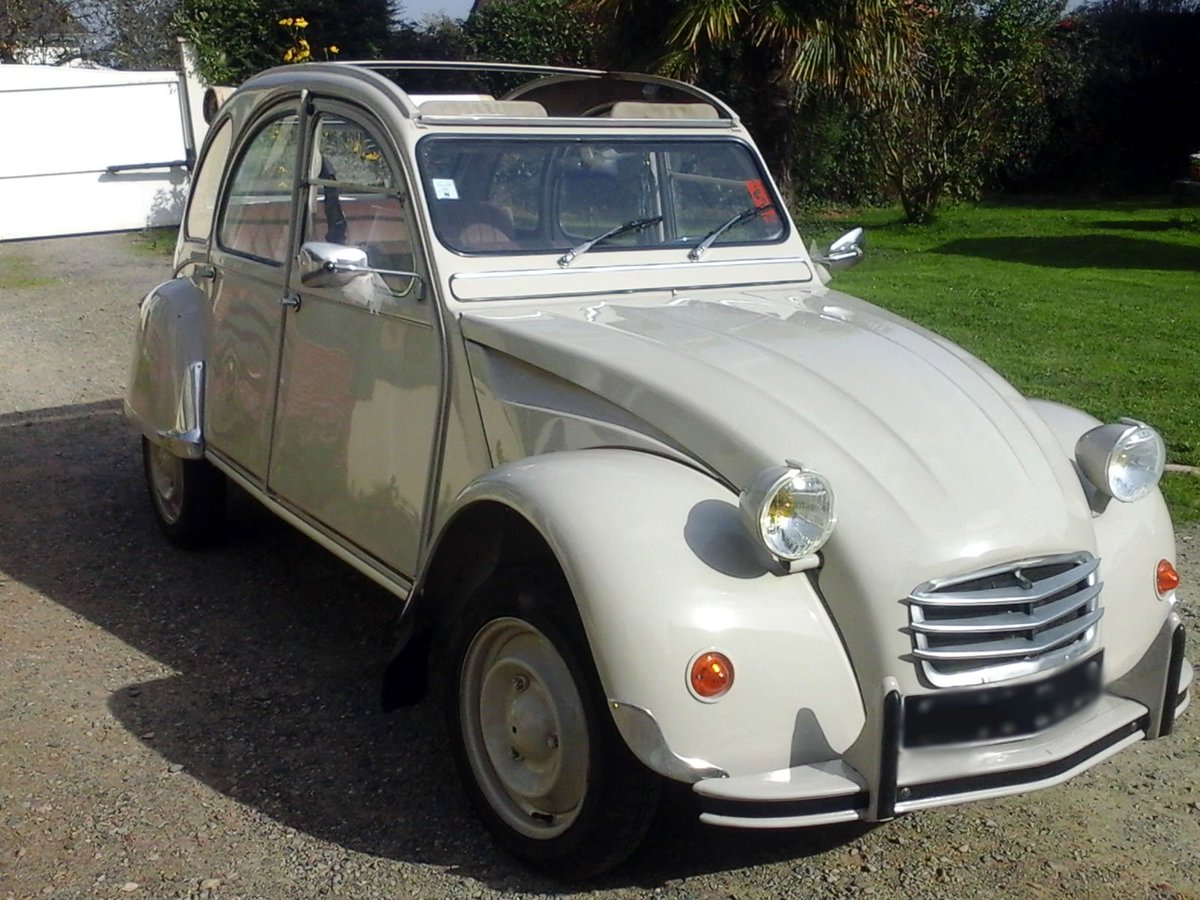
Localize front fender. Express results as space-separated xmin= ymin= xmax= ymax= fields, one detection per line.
xmin=439 ymin=449 xmax=865 ymax=780
xmin=1030 ymin=400 xmax=1179 ymax=682
xmin=124 ymin=277 xmax=209 ymax=459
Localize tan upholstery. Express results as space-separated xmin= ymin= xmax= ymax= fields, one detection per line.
xmin=433 ymin=200 xmax=518 ymax=251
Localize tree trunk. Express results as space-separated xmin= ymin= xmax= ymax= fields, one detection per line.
xmin=741 ymin=39 xmax=796 ymax=195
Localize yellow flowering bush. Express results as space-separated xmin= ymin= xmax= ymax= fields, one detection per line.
xmin=278 ymin=15 xmax=339 ymax=63
xmin=320 ymin=123 xmax=392 ymax=186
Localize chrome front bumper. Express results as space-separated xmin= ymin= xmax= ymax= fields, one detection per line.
xmin=696 ymin=619 xmax=1190 ymax=829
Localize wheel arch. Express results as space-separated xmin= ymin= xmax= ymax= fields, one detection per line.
xmin=387 ymin=449 xmax=864 ymax=781
xmin=382 ymin=498 xmax=561 ymax=709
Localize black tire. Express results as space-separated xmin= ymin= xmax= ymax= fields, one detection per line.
xmin=444 ymin=566 xmax=660 ymax=879
xmin=141 ymin=436 xmax=226 ymax=548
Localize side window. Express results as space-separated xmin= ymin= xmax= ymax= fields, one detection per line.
xmin=185 ymin=119 xmax=232 ymax=241
xmin=306 ymin=114 xmax=420 ymax=289
xmin=218 ymin=114 xmax=301 ymax=263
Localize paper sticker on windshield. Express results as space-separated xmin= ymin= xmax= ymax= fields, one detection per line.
xmin=745 ymin=179 xmax=779 ymax=223
xmin=433 ymin=178 xmax=459 ymax=200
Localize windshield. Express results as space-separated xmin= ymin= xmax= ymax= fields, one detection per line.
xmin=416 ymin=137 xmax=786 ymax=256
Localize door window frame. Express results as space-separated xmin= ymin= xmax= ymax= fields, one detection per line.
xmin=215 ymin=105 xmax=307 ymax=266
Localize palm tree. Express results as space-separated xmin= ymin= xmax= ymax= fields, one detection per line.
xmin=580 ymin=0 xmax=917 ymax=190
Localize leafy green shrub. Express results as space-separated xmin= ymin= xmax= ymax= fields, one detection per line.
xmin=464 ymin=0 xmax=602 ymax=68
xmin=789 ymin=98 xmax=889 ymax=208
xmin=862 ymin=0 xmax=1065 ymax=223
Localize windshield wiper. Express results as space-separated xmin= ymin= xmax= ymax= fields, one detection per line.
xmin=688 ymin=204 xmax=775 ymax=261
xmin=557 ymin=215 xmax=663 ymax=267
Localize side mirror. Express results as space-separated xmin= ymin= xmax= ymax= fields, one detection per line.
xmin=297 ymin=241 xmax=424 ymax=299
xmin=813 ymin=227 xmax=865 ymax=272
xmin=298 ymin=241 xmax=371 ymax=288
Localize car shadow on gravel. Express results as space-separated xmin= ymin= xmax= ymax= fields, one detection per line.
xmin=0 ymin=400 xmax=865 ymax=890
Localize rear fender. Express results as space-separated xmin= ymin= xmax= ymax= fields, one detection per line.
xmin=124 ymin=277 xmax=209 ymax=459
xmin=431 ymin=449 xmax=865 ymax=779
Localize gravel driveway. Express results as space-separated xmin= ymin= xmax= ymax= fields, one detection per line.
xmin=1 ymin=233 xmax=1197 ymax=900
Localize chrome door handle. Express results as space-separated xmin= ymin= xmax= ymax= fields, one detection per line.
xmin=280 ymin=294 xmax=301 ymax=310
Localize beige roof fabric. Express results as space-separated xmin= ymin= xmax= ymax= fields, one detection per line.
xmin=609 ymin=101 xmax=719 ymax=120
xmin=419 ymin=100 xmax=548 ymax=117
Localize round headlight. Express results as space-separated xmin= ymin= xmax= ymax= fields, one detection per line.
xmin=1075 ymin=420 xmax=1166 ymax=503
xmin=740 ymin=466 xmax=836 ymax=561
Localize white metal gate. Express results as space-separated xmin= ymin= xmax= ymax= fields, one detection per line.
xmin=0 ymin=65 xmax=197 ymax=241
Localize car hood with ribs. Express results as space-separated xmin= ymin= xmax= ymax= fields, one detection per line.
xmin=460 ymin=287 xmax=1099 ymax=693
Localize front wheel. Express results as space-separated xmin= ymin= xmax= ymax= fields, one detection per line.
xmin=141 ymin=437 xmax=226 ymax=547
xmin=445 ymin=568 xmax=660 ymax=878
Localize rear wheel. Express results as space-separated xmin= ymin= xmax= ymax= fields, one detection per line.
xmin=445 ymin=567 xmax=660 ymax=878
xmin=142 ymin=437 xmax=226 ymax=547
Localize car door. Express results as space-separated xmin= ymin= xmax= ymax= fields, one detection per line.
xmin=267 ymin=103 xmax=440 ymax=578
xmin=205 ymin=104 xmax=303 ymax=481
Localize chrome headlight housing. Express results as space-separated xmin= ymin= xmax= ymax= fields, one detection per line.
xmin=740 ymin=465 xmax=836 ymax=561
xmin=1075 ymin=419 xmax=1166 ymax=503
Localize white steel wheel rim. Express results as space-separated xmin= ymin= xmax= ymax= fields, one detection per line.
xmin=147 ymin=443 xmax=185 ymax=524
xmin=460 ymin=616 xmax=590 ymax=840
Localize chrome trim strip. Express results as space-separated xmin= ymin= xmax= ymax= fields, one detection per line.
xmin=909 ymin=556 xmax=1101 ymax=606
xmin=907 ymin=551 xmax=1101 ymax=688
xmin=124 ymin=398 xmax=205 ymax=461
xmin=173 ymin=360 xmax=205 ymax=444
xmin=418 ymin=115 xmax=732 ymax=129
xmin=349 ymin=59 xmax=608 ymax=76
xmin=909 ymin=585 xmax=1103 ymax=635
xmin=135 ymin=361 xmax=206 ymax=460
xmin=912 ymin=609 xmax=1104 ymax=661
xmin=449 ymin=257 xmax=813 ymax=302
xmin=152 ymin=430 xmax=204 ymax=460
xmin=608 ymin=701 xmax=728 ymax=783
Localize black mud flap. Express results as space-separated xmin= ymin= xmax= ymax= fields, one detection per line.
xmin=381 ymin=629 xmax=431 ymax=711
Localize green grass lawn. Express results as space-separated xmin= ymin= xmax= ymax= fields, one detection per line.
xmin=132 ymin=227 xmax=178 ymax=257
xmin=802 ymin=198 xmax=1200 ymax=524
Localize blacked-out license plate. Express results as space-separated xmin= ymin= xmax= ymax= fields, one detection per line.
xmin=903 ymin=652 xmax=1104 ymax=748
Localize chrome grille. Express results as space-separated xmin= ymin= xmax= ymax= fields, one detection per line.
xmin=907 ymin=552 xmax=1102 ymax=688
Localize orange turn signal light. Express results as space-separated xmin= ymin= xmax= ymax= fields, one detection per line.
xmin=690 ymin=651 xmax=734 ymax=700
xmin=1157 ymin=559 xmax=1180 ymax=597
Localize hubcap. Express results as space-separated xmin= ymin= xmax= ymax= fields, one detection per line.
xmin=147 ymin=443 xmax=184 ymax=524
xmin=460 ymin=617 xmax=589 ymax=839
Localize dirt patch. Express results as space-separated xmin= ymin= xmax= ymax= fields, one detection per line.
xmin=1 ymin=233 xmax=1197 ymax=899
